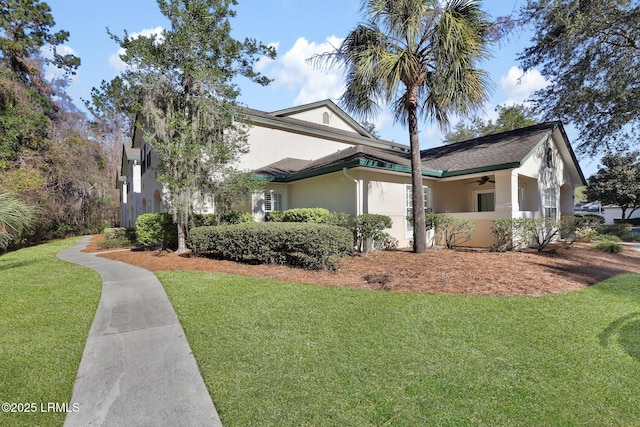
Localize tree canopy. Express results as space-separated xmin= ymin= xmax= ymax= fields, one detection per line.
xmin=112 ymin=0 xmax=275 ymax=252
xmin=313 ymin=0 xmax=493 ymax=253
xmin=0 ymin=0 xmax=79 ymax=91
xmin=519 ymin=0 xmax=640 ymax=156
xmin=443 ymin=104 xmax=538 ymax=144
xmin=0 ymin=1 xmax=117 ymax=249
xmin=586 ymin=151 xmax=640 ymax=221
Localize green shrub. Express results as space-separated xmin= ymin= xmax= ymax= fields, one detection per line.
xmin=192 ymin=211 xmax=254 ymax=228
xmin=283 ymin=207 xmax=330 ymax=223
xmin=614 ymin=217 xmax=640 ymax=226
xmin=353 ymin=214 xmax=393 ymax=254
xmin=98 ymin=236 xmax=134 ymax=250
xmin=265 ymin=210 xmax=285 ymax=222
xmin=135 ymin=213 xmax=177 ymax=249
xmin=597 ymin=223 xmax=634 ymax=241
xmin=434 ymin=215 xmax=475 ymax=249
xmin=594 ymin=235 xmax=623 ymax=253
xmin=531 ymin=217 xmax=559 ymax=251
xmin=490 ymin=218 xmax=534 ymax=251
xmin=575 ymin=214 xmax=605 ymax=227
xmin=373 ymin=232 xmax=399 ymax=251
xmin=322 ymin=211 xmax=350 ymax=227
xmin=188 ymin=222 xmax=353 ymax=270
xmin=104 ymin=227 xmax=127 ymax=240
xmin=266 ymin=208 xmax=350 ymax=227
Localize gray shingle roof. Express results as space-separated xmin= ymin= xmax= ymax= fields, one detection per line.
xmin=420 ymin=122 xmax=556 ymax=175
xmin=255 ymin=121 xmax=569 ymax=182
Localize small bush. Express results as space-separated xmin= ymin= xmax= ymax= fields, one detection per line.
xmin=188 ymin=222 xmax=353 ymax=270
xmin=531 ymin=217 xmax=559 ymax=251
xmin=597 ymin=223 xmax=634 ymax=241
xmin=135 ymin=213 xmax=177 ymax=249
xmin=490 ymin=218 xmax=534 ymax=251
xmin=575 ymin=214 xmax=605 ymax=227
xmin=576 ymin=226 xmax=599 ymax=242
xmin=374 ymin=232 xmax=399 ymax=251
xmin=98 ymin=236 xmax=135 ymax=250
xmin=434 ymin=215 xmax=475 ymax=249
xmin=594 ymin=235 xmax=623 ymax=253
xmin=353 ymin=214 xmax=393 ymax=254
xmin=104 ymin=227 xmax=127 ymax=240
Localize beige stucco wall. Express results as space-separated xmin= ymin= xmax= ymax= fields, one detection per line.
xmin=287 ymin=171 xmax=357 ymax=215
xmin=238 ymin=125 xmax=353 ymax=171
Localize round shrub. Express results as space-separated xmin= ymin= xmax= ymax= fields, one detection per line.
xmin=135 ymin=213 xmax=177 ymax=249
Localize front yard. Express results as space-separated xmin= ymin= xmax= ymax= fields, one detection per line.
xmin=1 ymin=239 xmax=639 ymax=426
xmin=161 ymin=270 xmax=640 ymax=426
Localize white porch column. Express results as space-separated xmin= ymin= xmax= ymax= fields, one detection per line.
xmin=494 ymin=170 xmax=519 ymax=214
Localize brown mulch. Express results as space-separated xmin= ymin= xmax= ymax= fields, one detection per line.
xmin=84 ymin=235 xmax=640 ymax=296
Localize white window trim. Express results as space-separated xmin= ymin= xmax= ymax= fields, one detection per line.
xmin=405 ymin=184 xmax=432 ymax=237
xmin=543 ymin=187 xmax=557 ymax=219
xmin=263 ymin=189 xmax=286 ymax=213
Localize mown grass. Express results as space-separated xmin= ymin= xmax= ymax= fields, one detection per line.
xmin=160 ymin=271 xmax=640 ymax=426
xmin=0 ymin=240 xmax=101 ymax=427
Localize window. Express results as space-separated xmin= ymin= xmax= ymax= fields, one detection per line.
xmin=477 ymin=192 xmax=495 ymax=212
xmin=545 ymin=144 xmax=554 ymax=168
xmin=264 ymin=190 xmax=284 ymax=213
xmin=544 ymin=188 xmax=557 ymax=218
xmin=406 ymin=185 xmax=432 ymax=231
xmin=322 ymin=112 xmax=330 ymax=124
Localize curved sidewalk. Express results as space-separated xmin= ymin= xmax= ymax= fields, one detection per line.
xmin=57 ymin=236 xmax=221 ymax=427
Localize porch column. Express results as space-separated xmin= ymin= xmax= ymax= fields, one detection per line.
xmin=494 ymin=170 xmax=519 ymax=214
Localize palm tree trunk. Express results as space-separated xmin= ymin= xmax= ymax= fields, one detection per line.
xmin=407 ymin=99 xmax=427 ymax=253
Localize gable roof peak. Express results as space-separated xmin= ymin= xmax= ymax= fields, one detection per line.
xmin=269 ymin=99 xmax=375 ymax=139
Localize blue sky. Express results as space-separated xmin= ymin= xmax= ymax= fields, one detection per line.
xmin=45 ymin=0 xmax=600 ymax=177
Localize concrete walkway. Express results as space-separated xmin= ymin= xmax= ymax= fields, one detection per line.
xmin=57 ymin=236 xmax=221 ymax=427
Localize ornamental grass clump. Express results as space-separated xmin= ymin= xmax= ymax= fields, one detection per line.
xmin=594 ymin=234 xmax=623 ymax=253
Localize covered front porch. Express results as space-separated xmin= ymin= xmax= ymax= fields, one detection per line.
xmin=429 ymin=170 xmax=575 ymax=247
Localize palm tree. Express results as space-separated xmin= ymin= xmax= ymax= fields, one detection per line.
xmin=313 ymin=0 xmax=492 ymax=253
xmin=0 ymin=192 xmax=37 ymax=250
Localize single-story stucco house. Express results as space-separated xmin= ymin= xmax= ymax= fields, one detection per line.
xmin=117 ymin=99 xmax=586 ymax=248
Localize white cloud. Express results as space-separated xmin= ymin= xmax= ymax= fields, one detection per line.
xmin=499 ymin=66 xmax=548 ymax=105
xmin=263 ymin=36 xmax=345 ymax=105
xmin=108 ymin=26 xmax=164 ymax=72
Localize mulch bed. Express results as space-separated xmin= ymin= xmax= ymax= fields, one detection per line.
xmin=84 ymin=235 xmax=640 ymax=296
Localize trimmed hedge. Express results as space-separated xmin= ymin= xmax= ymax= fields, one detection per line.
xmin=267 ymin=208 xmax=349 ymax=227
xmin=191 ymin=211 xmax=254 ymax=227
xmin=135 ymin=213 xmax=178 ymax=249
xmin=614 ymin=217 xmax=640 ymax=226
xmin=189 ymin=222 xmax=353 ymax=270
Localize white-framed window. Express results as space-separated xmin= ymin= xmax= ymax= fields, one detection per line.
xmin=544 ymin=188 xmax=557 ymax=218
xmin=264 ymin=190 xmax=285 ymax=213
xmin=405 ymin=185 xmax=432 ymax=231
xmin=474 ymin=190 xmax=495 ymax=212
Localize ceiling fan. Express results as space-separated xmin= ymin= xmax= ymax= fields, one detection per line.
xmin=476 ymin=176 xmax=495 ymax=185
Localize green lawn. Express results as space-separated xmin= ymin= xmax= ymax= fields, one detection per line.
xmin=160 ymin=271 xmax=640 ymax=427
xmin=0 ymin=240 xmax=101 ymax=427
